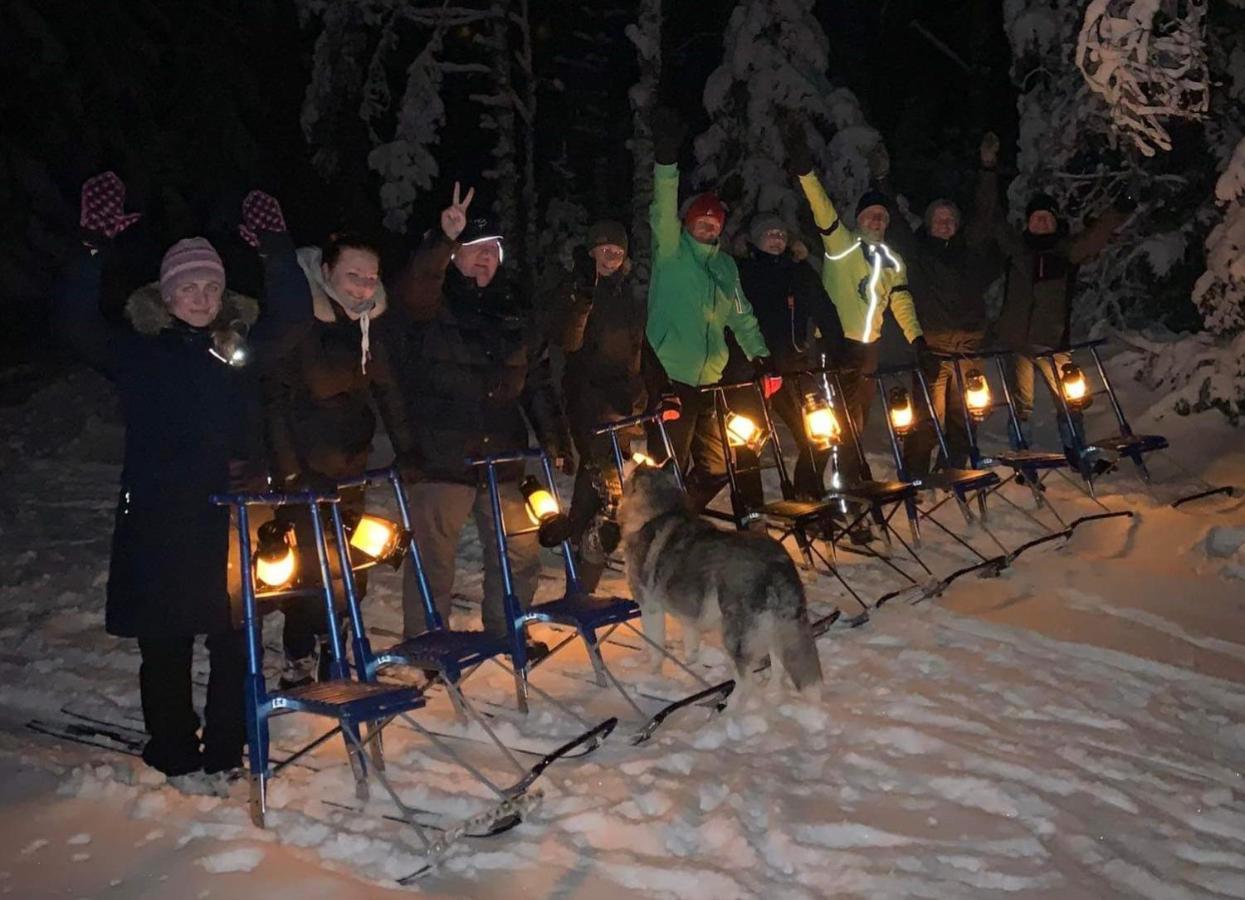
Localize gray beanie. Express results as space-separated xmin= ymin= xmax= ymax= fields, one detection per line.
xmin=748 ymin=213 xmax=788 ymax=247
xmin=586 ymin=220 xmax=628 ymax=252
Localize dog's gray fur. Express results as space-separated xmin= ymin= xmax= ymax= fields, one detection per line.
xmin=619 ymin=465 xmax=823 ymax=704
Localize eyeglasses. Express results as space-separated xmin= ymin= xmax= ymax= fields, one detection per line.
xmin=595 ymin=246 xmax=626 ymax=260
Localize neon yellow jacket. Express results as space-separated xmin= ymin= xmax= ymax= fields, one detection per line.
xmin=646 ymin=164 xmax=769 ymax=385
xmin=797 ymin=172 xmax=923 ymax=345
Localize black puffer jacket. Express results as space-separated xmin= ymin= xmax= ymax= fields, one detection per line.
xmin=263 ymin=247 xmax=415 ymax=483
xmin=875 ymin=174 xmax=994 ymax=348
xmin=725 ymin=247 xmax=844 ymax=379
xmin=53 ymin=233 xmax=311 ymax=638
xmin=545 ymin=251 xmax=664 ymax=440
xmin=390 ymin=234 xmax=570 ymax=484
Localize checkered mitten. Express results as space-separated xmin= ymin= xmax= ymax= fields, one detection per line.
xmin=80 ymin=172 xmax=142 ymax=241
xmin=237 ymin=190 xmax=287 ymax=248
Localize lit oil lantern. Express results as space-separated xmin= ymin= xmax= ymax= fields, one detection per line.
xmin=964 ymin=369 xmax=991 ymax=422
xmin=888 ymin=386 xmax=915 ymax=436
xmin=349 ymin=514 xmax=401 ymax=563
xmin=1060 ymin=363 xmax=1091 ymax=410
xmin=254 ymin=519 xmax=297 ymax=589
xmin=802 ymin=392 xmax=841 ymax=450
xmin=724 ymin=412 xmax=764 ymax=450
xmin=520 ymin=475 xmax=573 ymax=548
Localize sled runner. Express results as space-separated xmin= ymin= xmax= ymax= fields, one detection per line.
xmin=468 ymin=448 xmax=735 ymax=743
xmin=212 ymin=489 xmax=537 ymax=874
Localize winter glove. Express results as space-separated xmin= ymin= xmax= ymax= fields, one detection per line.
xmin=785 ymin=124 xmax=815 ymax=178
xmin=979 ymin=132 xmax=1000 ymax=169
xmin=80 ymin=172 xmax=142 ymax=243
xmin=867 ymin=142 xmax=891 ymax=181
xmin=911 ymin=336 xmax=934 ymax=367
xmin=650 ymin=106 xmax=687 ymax=166
xmin=753 ymin=356 xmax=783 ymax=399
xmin=238 ymin=190 xmax=288 ymax=248
xmin=657 ymin=392 xmax=683 ymax=422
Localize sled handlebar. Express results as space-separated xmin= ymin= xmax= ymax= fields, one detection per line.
xmin=591 ymin=409 xmax=668 ymax=435
xmin=211 ymin=490 xmax=340 ymax=507
xmin=465 ymin=448 xmax=548 ymax=467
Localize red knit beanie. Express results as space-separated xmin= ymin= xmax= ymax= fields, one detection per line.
xmin=682 ymin=192 xmax=727 ymax=229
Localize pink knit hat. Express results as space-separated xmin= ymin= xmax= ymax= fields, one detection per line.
xmin=160 ymin=237 xmax=225 ymax=298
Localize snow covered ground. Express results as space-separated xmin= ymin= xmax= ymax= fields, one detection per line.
xmin=1 ymin=346 xmax=1244 ymax=899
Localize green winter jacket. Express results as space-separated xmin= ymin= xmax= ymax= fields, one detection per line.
xmin=798 ymin=171 xmax=923 ymax=346
xmin=646 ymin=164 xmax=769 ymax=386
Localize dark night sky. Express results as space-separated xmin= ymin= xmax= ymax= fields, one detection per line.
xmin=0 ymin=0 xmax=1012 ymax=365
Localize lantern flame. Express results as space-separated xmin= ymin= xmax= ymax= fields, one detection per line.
xmin=965 ymin=369 xmax=991 ymax=419
xmin=802 ymin=393 xmax=840 ymax=448
xmin=888 ymin=387 xmax=915 ymax=435
xmin=1061 ymin=364 xmax=1089 ymax=407
xmin=520 ymin=476 xmax=560 ymax=524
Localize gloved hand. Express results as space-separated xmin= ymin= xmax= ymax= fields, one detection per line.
xmin=650 ymin=106 xmax=687 ymax=166
xmin=657 ymin=392 xmax=682 ymax=422
xmin=547 ymin=449 xmax=575 ymax=477
xmin=80 ymin=172 xmax=142 ymax=243
xmin=911 ymin=336 xmax=934 ymax=367
xmin=980 ymin=131 xmax=1000 ymax=169
xmin=753 ymin=357 xmax=783 ymax=399
xmin=867 ymin=142 xmax=891 ymax=181
xmin=238 ymin=190 xmax=288 ymax=248
xmin=785 ymin=123 xmax=815 ymax=177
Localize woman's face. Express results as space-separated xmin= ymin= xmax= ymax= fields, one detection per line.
xmin=323 ymin=247 xmax=381 ymax=309
xmin=166 ymin=279 xmax=224 ymax=328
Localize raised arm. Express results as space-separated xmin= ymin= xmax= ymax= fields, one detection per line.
xmin=868 ymin=144 xmax=917 ymax=258
xmin=967 ymin=133 xmax=1024 ymax=258
xmin=53 ymin=247 xmax=128 ymax=379
xmin=649 ymin=107 xmax=688 ymax=260
xmin=54 ymin=172 xmax=146 ymax=378
xmin=235 ymin=190 xmax=313 ymax=363
xmin=389 ymin=182 xmax=476 ymax=323
xmin=544 ymin=261 xmax=594 ymax=352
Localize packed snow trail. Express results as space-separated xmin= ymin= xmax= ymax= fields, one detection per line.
xmin=1 ymin=366 xmax=1244 ymax=898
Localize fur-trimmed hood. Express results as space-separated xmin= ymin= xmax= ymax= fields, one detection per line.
xmin=296 ymin=246 xmax=388 ymax=324
xmin=124 ymin=283 xmax=259 ymax=336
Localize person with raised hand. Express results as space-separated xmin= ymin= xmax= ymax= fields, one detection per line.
xmin=54 ymin=173 xmax=311 ymax=792
xmin=645 ymin=105 xmax=776 ymax=513
xmin=787 ymin=125 xmax=927 ymax=484
xmin=389 ymin=182 xmax=571 ymax=650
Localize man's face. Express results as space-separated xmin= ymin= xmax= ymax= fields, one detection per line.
xmin=1027 ymin=210 xmax=1057 ymax=236
xmin=758 ymin=229 xmax=787 ymax=256
xmin=166 ymin=278 xmax=224 ymax=328
xmin=688 ymin=216 xmax=722 ymax=244
xmin=928 ymin=205 xmax=959 ymax=241
xmin=454 ymin=239 xmax=502 ymax=287
xmin=323 ymin=247 xmax=381 ymax=311
xmin=590 ymin=243 xmax=626 ymax=277
xmin=857 ymin=205 xmax=890 ymax=243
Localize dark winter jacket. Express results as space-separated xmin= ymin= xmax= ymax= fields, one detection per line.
xmin=878 ymin=176 xmax=993 ymax=349
xmin=53 ymin=234 xmax=312 ymax=639
xmin=389 ymin=234 xmax=571 ymax=485
xmin=732 ymin=246 xmax=845 ymax=373
xmin=975 ymin=167 xmax=1125 ymax=351
xmin=262 ymin=247 xmax=415 ymax=484
xmin=545 ymin=251 xmax=665 ymax=443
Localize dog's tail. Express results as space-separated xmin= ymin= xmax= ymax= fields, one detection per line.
xmin=768 ymin=574 xmax=823 ymax=693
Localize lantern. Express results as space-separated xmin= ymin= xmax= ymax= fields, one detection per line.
xmin=349 ymin=514 xmax=401 ymax=562
xmin=888 ymin=387 xmax=915 ymax=436
xmin=964 ymin=369 xmax=991 ymax=422
xmin=802 ymin=392 xmax=840 ymax=450
xmin=631 ymin=452 xmax=657 ymax=467
xmin=724 ymin=412 xmax=763 ymax=449
xmin=520 ymin=476 xmax=573 ymax=548
xmin=1060 ymin=363 xmax=1091 ymax=410
xmin=254 ymin=519 xmax=296 ymax=589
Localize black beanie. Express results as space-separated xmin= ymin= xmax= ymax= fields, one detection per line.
xmin=586 ymin=220 xmax=628 ymax=252
xmin=1025 ymin=192 xmax=1059 ymax=221
xmin=855 ymin=189 xmax=891 ymax=219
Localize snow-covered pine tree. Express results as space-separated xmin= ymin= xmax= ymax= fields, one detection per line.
xmin=626 ymin=0 xmax=662 ymax=296
xmin=693 ymin=0 xmax=879 ymax=241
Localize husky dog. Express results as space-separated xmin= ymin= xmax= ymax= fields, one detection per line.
xmin=619 ymin=464 xmax=823 ymax=704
